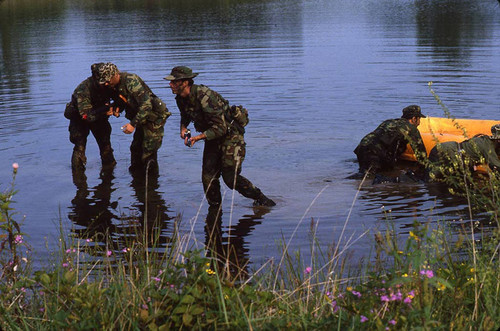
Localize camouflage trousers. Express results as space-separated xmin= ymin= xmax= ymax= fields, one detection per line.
xmin=202 ymin=133 xmax=263 ymax=206
xmin=130 ymin=122 xmax=164 ymax=171
xmin=68 ymin=117 xmax=114 ymax=168
xmin=354 ymin=145 xmax=395 ymax=173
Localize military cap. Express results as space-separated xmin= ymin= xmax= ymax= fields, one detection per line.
xmin=491 ymin=124 xmax=500 ymax=139
xmin=402 ymin=105 xmax=426 ymax=119
xmin=92 ymin=62 xmax=119 ymax=84
xmin=163 ymin=66 xmax=199 ymax=81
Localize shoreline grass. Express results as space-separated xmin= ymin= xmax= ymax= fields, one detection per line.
xmin=1 ymin=163 xmax=499 ymax=330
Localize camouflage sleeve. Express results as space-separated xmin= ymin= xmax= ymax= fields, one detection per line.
xmin=176 ymin=98 xmax=191 ymax=128
xmin=408 ymin=124 xmax=427 ymax=162
xmin=478 ymin=138 xmax=500 ymax=169
xmin=126 ymin=74 xmax=153 ymax=127
xmin=197 ymin=87 xmax=228 ymax=140
xmin=73 ymin=79 xmax=93 ymax=119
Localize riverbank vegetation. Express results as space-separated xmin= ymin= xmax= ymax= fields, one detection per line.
xmin=1 ymin=162 xmax=499 ymax=330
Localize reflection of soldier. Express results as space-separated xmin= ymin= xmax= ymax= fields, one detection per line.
xmin=64 ymin=63 xmax=116 ymax=172
xmin=354 ymin=105 xmax=427 ymax=175
xmin=69 ymin=166 xmax=118 ymax=242
xmin=427 ymin=124 xmax=500 ymax=181
xmin=94 ymin=63 xmax=171 ymax=173
xmin=204 ymin=205 xmax=269 ymax=281
xmin=129 ymin=168 xmax=172 ymax=227
xmin=164 ymin=66 xmax=275 ymax=208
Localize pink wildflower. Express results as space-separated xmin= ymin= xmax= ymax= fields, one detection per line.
xmin=389 ymin=319 xmax=396 ymax=325
xmin=106 ymin=250 xmax=112 ymax=257
xmin=381 ymin=295 xmax=390 ymax=302
xmin=420 ymin=269 xmax=434 ymax=278
xmin=352 ymin=290 xmax=362 ymax=298
xmin=304 ymin=266 xmax=312 ymax=274
xmin=360 ymin=315 xmax=368 ymax=323
xmin=14 ymin=235 xmax=23 ymax=244
xmin=404 ymin=296 xmax=412 ymax=304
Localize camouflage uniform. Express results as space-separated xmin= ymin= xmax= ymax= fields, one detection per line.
xmin=110 ymin=72 xmax=171 ymax=171
xmin=354 ymin=118 xmax=427 ymax=172
xmin=175 ymin=83 xmax=270 ymax=206
xmin=428 ymin=135 xmax=500 ymax=180
xmin=64 ymin=76 xmax=115 ymax=171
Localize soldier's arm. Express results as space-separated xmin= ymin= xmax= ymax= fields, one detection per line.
xmin=198 ymin=88 xmax=228 ymax=140
xmin=409 ymin=126 xmax=427 ymax=162
xmin=126 ymin=75 xmax=153 ymax=128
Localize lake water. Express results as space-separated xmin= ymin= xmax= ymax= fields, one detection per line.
xmin=1 ymin=0 xmax=500 ymax=270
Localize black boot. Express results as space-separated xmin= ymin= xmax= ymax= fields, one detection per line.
xmin=253 ymin=193 xmax=276 ymax=207
xmin=71 ymin=146 xmax=87 ymax=171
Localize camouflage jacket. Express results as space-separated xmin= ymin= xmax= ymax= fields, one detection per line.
xmin=431 ymin=135 xmax=500 ymax=170
xmin=69 ymin=77 xmax=112 ymax=122
xmin=110 ymin=72 xmax=170 ymax=128
xmin=175 ymin=84 xmax=230 ymax=141
xmin=355 ymin=118 xmax=427 ymax=164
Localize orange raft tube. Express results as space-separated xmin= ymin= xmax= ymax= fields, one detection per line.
xmin=400 ymin=117 xmax=500 ymax=171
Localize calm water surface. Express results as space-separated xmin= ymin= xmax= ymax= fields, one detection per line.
xmin=1 ymin=0 xmax=500 ymax=269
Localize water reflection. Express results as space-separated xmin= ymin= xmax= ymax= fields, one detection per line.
xmin=204 ymin=205 xmax=270 ymax=281
xmin=69 ymin=167 xmax=118 ymax=244
xmin=69 ymin=166 xmax=173 ymax=251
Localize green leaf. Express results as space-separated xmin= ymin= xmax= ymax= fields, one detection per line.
xmin=191 ymin=305 xmax=204 ymax=315
xmin=180 ymin=294 xmax=195 ymax=304
xmin=40 ymin=273 xmax=51 ymax=286
xmin=182 ymin=312 xmax=193 ymax=326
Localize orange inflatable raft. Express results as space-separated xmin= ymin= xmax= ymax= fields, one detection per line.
xmin=400 ymin=117 xmax=499 ymax=171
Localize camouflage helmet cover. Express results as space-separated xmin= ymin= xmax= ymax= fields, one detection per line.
xmin=491 ymin=124 xmax=500 ymax=139
xmin=163 ymin=66 xmax=199 ymax=81
xmin=91 ymin=62 xmax=119 ymax=84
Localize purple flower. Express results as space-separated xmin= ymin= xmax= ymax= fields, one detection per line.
xmin=389 ymin=319 xmax=396 ymax=325
xmin=304 ymin=267 xmax=312 ymax=274
xmin=14 ymin=235 xmax=23 ymax=244
xmin=404 ymin=296 xmax=412 ymax=304
xmin=106 ymin=250 xmax=112 ymax=257
xmin=152 ymin=277 xmax=161 ymax=282
xmin=420 ymin=269 xmax=434 ymax=278
xmin=381 ymin=295 xmax=390 ymax=302
xmin=352 ymin=290 xmax=362 ymax=298
xmin=360 ymin=315 xmax=368 ymax=323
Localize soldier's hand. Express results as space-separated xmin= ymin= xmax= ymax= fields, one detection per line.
xmin=113 ymin=107 xmax=121 ymax=117
xmin=121 ymin=123 xmax=135 ymax=134
xmin=106 ymin=106 xmax=114 ymax=116
xmin=180 ymin=128 xmax=189 ymax=139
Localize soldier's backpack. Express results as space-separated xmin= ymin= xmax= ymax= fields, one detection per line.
xmin=228 ymin=104 xmax=249 ymax=134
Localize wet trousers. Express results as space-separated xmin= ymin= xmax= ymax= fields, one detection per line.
xmin=202 ymin=134 xmax=263 ymax=206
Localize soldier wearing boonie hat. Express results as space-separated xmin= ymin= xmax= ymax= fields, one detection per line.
xmin=353 ymin=104 xmax=428 ymax=176
xmin=427 ymin=123 xmax=500 ymax=181
xmin=98 ymin=62 xmax=171 ymax=173
xmin=164 ymin=65 xmax=276 ymax=208
xmin=64 ymin=63 xmax=117 ymax=173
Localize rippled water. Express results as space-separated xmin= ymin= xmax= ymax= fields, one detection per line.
xmin=1 ymin=0 xmax=500 ymax=269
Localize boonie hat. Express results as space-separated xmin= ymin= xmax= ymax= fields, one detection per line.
xmin=402 ymin=105 xmax=426 ymax=118
xmin=92 ymin=62 xmax=118 ymax=84
xmin=491 ymin=124 xmax=500 ymax=139
xmin=163 ymin=66 xmax=199 ymax=81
